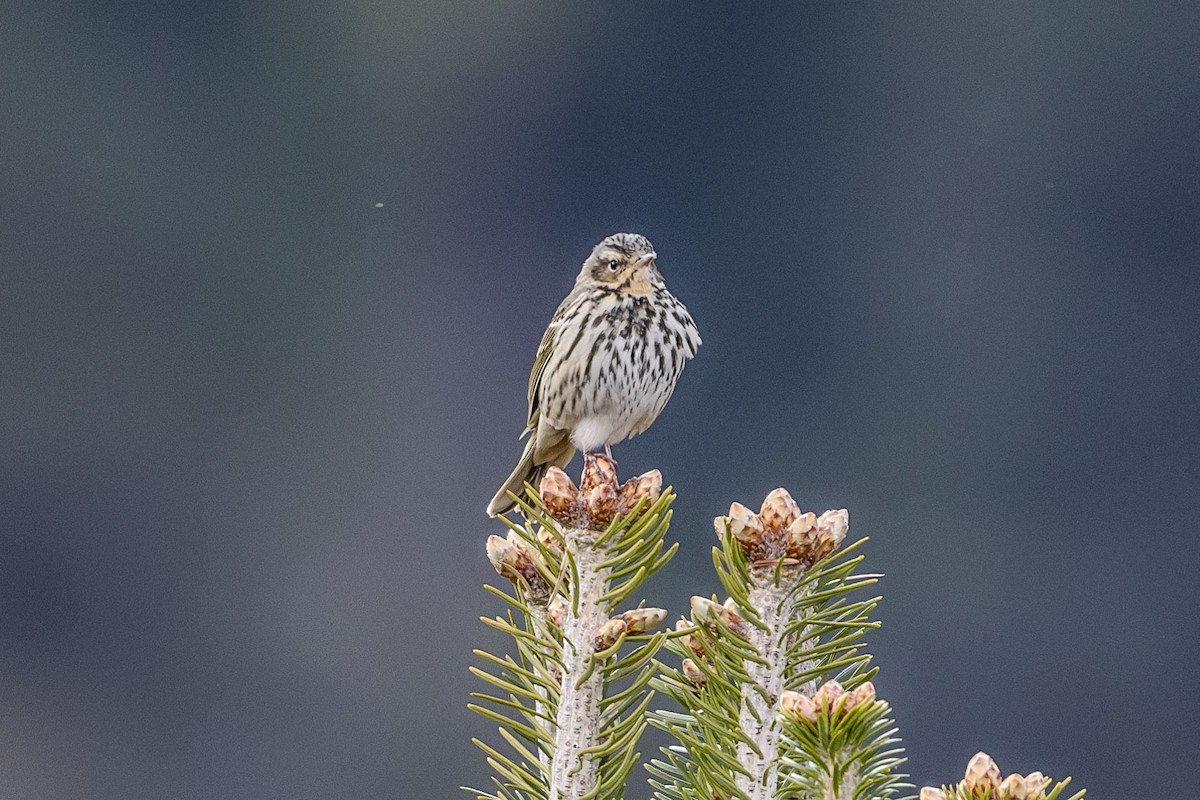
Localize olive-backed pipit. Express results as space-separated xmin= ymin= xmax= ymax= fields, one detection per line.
xmin=488 ymin=233 xmax=701 ymax=516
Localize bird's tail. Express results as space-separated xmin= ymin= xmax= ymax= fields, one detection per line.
xmin=487 ymin=432 xmax=574 ymax=517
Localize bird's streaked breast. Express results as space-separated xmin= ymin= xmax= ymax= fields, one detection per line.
xmin=539 ymin=283 xmax=699 ymax=447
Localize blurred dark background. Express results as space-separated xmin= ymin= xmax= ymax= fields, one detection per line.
xmin=3 ymin=2 xmax=1198 ymax=797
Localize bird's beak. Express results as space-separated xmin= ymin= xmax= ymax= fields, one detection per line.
xmin=635 ymin=252 xmax=658 ymax=269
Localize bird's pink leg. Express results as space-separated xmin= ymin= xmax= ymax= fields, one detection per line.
xmin=602 ymin=444 xmax=617 ymax=471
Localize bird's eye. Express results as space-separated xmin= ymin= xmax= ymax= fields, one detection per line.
xmin=607 ymin=259 xmax=619 ymax=271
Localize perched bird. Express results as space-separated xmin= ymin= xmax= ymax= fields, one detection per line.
xmin=488 ymin=233 xmax=701 ymax=516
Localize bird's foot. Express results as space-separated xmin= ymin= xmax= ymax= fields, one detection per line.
xmin=585 ymin=449 xmax=617 ymax=469
xmin=583 ymin=451 xmax=618 ymax=485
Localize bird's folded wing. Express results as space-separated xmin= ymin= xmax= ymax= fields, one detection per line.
xmin=525 ymin=320 xmax=558 ymax=430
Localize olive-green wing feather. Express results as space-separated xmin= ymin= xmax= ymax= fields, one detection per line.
xmin=525 ymin=322 xmax=556 ymax=430
xmin=526 ymin=288 xmax=585 ymax=431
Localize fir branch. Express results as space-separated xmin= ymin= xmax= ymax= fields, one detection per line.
xmin=470 ymin=456 xmax=676 ymax=800
xmin=651 ymin=488 xmax=907 ymax=800
xmin=472 ymin=470 xmax=1089 ymax=800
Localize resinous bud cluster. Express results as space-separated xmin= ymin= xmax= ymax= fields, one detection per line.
xmin=779 ymin=679 xmax=877 ymax=723
xmin=486 ymin=531 xmax=550 ymax=602
xmin=539 ymin=456 xmax=663 ymax=530
xmin=920 ymin=752 xmax=1051 ymax=800
xmin=593 ymin=607 xmax=668 ymax=650
xmin=713 ymin=488 xmax=848 ymax=571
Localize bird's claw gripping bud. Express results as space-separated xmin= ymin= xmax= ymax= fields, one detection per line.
xmin=580 ymin=452 xmax=618 ymax=492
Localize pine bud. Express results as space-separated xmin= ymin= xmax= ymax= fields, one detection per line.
xmin=486 ymin=534 xmax=523 ymax=582
xmin=1024 ymin=772 xmax=1049 ymax=797
xmin=777 ymin=689 xmax=800 ymax=716
xmin=785 ymin=511 xmax=817 ymax=551
xmin=963 ymin=752 xmax=1001 ymax=794
xmin=919 ymin=789 xmax=947 ymax=800
xmin=779 ymin=689 xmax=819 ymax=723
xmin=540 ymin=467 xmax=579 ymax=517
xmin=594 ymin=617 xmax=627 ymax=650
xmin=814 ymin=508 xmax=849 ymax=558
xmin=486 ymin=533 xmax=548 ymax=599
xmin=536 ymin=525 xmax=563 ymax=554
xmin=617 ymin=607 xmax=667 ymax=634
xmin=675 ymin=618 xmax=704 ymax=657
xmin=585 ymin=483 xmax=618 ymax=523
xmin=759 ymin=487 xmax=800 ymax=529
xmin=814 ymin=679 xmax=845 ymax=709
xmin=548 ymin=596 xmax=568 ymax=627
xmin=847 ymin=681 xmax=876 ymax=711
xmin=681 ymin=658 xmax=706 ymax=687
xmin=690 ymin=596 xmax=743 ymax=631
xmin=999 ymin=773 xmax=1029 ymax=800
xmin=618 ymin=469 xmax=662 ymax=514
xmin=719 ymin=501 xmax=765 ymax=548
xmin=689 ymin=596 xmax=722 ymax=624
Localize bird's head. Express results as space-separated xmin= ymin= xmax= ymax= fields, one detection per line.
xmin=579 ymin=233 xmax=661 ymax=294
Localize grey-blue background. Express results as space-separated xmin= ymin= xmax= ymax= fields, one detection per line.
xmin=3 ymin=2 xmax=1197 ymax=798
